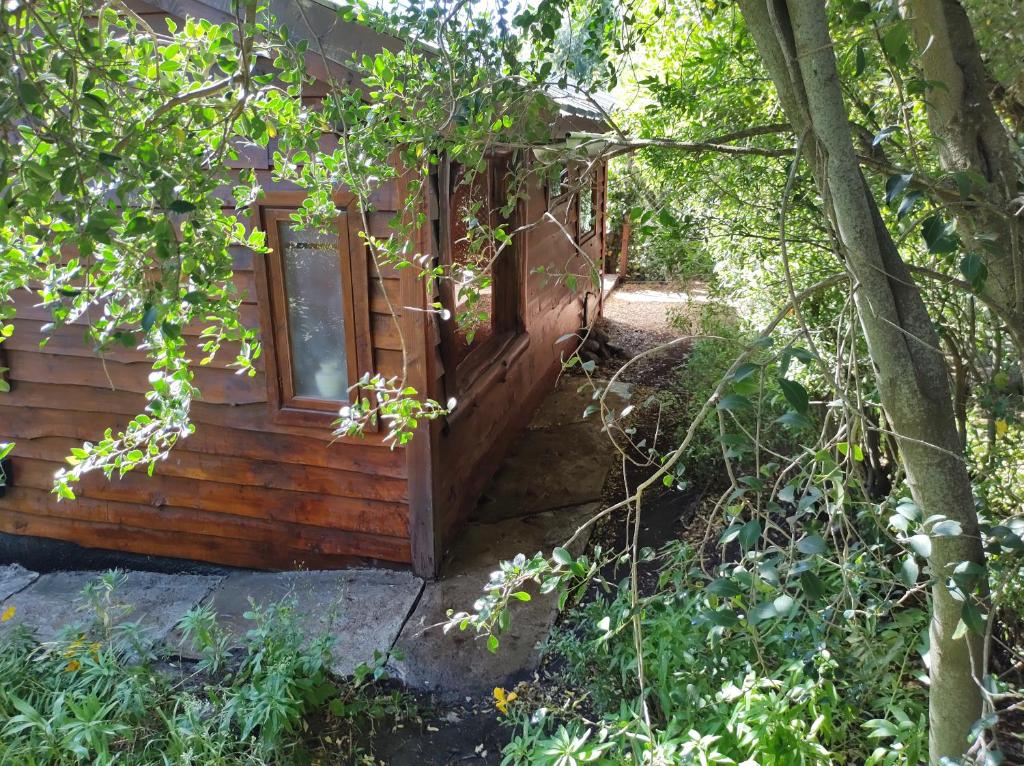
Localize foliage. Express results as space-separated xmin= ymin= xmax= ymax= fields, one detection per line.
xmin=503 ymin=543 xmax=928 ymax=765
xmin=0 ymin=571 xmax=410 ymax=764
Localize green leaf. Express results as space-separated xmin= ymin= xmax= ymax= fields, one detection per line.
xmin=908 ymin=534 xmax=932 ymax=557
xmin=738 ymin=519 xmax=761 ymax=551
xmin=747 ymin=601 xmax=776 ymax=625
xmin=18 ymin=80 xmax=41 ymax=105
xmin=884 ymin=174 xmax=913 ymax=205
xmin=141 ymin=306 xmax=158 ymax=333
xmin=881 ymin=23 xmax=913 ymax=68
xmin=797 ymin=534 xmax=827 ymax=556
xmin=487 ymin=634 xmax=499 ymax=653
xmin=864 ymin=718 xmax=900 ymax=739
xmin=169 ymin=199 xmax=196 ymax=214
xmin=552 ymin=547 xmax=573 ymax=566
xmin=931 ymin=519 xmax=962 ymax=536
xmin=872 ymin=125 xmax=899 ymax=147
xmin=773 ymin=594 xmax=797 ymax=617
xmin=717 ymin=393 xmax=752 ymax=412
xmin=899 ymin=556 xmax=919 ymax=586
xmin=897 ymin=190 xmax=923 ymax=218
xmin=961 ymin=601 xmax=986 ymax=636
xmin=921 ymin=215 xmax=958 ymax=255
xmin=776 ymin=411 xmax=812 ymax=430
xmin=799 ymin=571 xmax=826 ymax=599
xmin=731 ymin=363 xmax=760 ymax=382
xmin=706 ymin=608 xmax=739 ymax=627
xmin=960 ymin=253 xmax=987 ymax=290
xmin=778 ymin=378 xmax=809 ymax=414
xmin=848 ymin=1 xmax=872 ymax=21
xmin=707 ymin=578 xmax=742 ymax=598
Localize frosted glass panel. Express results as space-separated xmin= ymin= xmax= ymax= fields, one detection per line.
xmin=279 ymin=221 xmax=349 ymax=401
xmin=579 ymin=175 xmax=595 ymax=234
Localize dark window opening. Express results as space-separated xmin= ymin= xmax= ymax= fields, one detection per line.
xmin=443 ymin=155 xmax=526 ymax=393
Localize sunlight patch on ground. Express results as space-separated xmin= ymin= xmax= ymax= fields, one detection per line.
xmin=612 ymin=287 xmax=709 ymax=304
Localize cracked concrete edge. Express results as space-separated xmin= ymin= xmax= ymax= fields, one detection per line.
xmin=0 ymin=564 xmax=40 ymax=602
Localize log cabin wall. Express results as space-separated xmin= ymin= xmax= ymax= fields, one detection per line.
xmin=0 ymin=1 xmax=418 ymax=570
xmin=431 ymin=159 xmax=607 ymax=550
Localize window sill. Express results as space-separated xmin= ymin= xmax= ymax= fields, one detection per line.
xmin=272 ymin=404 xmax=343 ymax=430
xmin=271 ymin=399 xmax=380 ymax=438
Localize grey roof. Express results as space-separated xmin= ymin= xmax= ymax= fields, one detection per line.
xmin=546 ymin=84 xmax=615 ymax=124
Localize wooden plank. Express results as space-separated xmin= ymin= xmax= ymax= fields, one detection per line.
xmin=13 ymin=458 xmax=408 ymax=537
xmin=618 ymin=215 xmax=631 ymax=278
xmin=371 ymin=311 xmax=403 ymax=351
xmin=0 ymin=404 xmax=407 ymax=478
xmin=9 ymin=434 xmax=407 ymax=499
xmin=4 ymin=350 xmax=267 ymax=405
xmin=434 ymin=156 xmax=460 ymax=398
xmin=9 ymin=294 xmax=261 ymax=335
xmin=9 ymin=435 xmax=408 ymax=502
xmin=0 ymin=486 xmax=409 ymax=559
xmin=212 ymin=171 xmax=399 ymax=212
xmin=0 ymin=376 xmax=398 ymax=444
xmin=6 ymin=320 xmax=263 ymax=371
xmin=374 ymin=347 xmax=404 ymax=379
xmin=369 ymin=277 xmax=403 ymax=315
xmin=0 ymin=506 xmax=411 ymax=570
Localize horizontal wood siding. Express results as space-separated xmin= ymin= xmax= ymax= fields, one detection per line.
xmin=433 ymin=164 xmax=605 ymax=542
xmin=0 ymin=3 xmax=415 ymax=570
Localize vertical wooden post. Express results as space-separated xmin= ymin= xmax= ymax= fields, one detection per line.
xmin=618 ymin=214 xmax=631 ymax=280
xmin=398 ymin=169 xmax=444 ymax=579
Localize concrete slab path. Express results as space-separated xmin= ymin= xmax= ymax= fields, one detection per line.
xmin=168 ymin=569 xmax=423 ymax=677
xmin=390 ymin=503 xmax=598 ymax=698
xmin=1 ymin=570 xmax=222 ymax=646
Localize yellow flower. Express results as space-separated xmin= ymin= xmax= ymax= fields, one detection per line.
xmin=996 ymin=419 xmax=1009 ymax=437
xmin=64 ymin=659 xmax=81 ymax=673
xmin=64 ymin=635 xmax=86 ymax=658
xmin=1 ymin=605 xmax=14 ymax=622
xmin=89 ymin=642 xmax=102 ymax=658
xmin=493 ymin=686 xmax=518 ymax=714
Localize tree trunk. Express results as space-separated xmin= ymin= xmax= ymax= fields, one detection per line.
xmin=734 ymin=0 xmax=986 ymax=761
xmin=905 ymin=0 xmax=1024 ymax=355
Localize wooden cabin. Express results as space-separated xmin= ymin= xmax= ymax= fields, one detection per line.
xmin=0 ymin=0 xmax=608 ymax=577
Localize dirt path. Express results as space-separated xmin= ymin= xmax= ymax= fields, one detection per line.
xmin=593 ymin=280 xmax=705 ymax=384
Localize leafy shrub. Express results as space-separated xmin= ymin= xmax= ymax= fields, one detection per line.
xmin=503 ymin=543 xmax=928 ymax=765
xmin=0 ymin=571 xmax=407 ymax=765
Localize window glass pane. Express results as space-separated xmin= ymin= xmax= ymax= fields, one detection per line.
xmin=579 ymin=174 xmax=595 ymax=234
xmin=279 ymin=221 xmax=349 ymax=401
